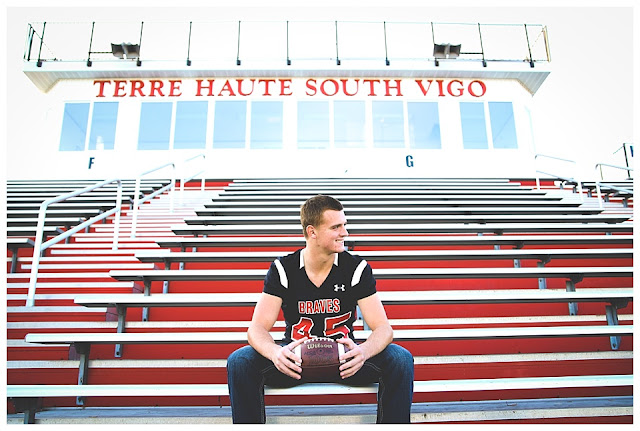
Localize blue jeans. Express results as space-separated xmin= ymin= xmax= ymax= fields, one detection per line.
xmin=227 ymin=343 xmax=414 ymax=423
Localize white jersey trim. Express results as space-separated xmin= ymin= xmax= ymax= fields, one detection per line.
xmin=274 ymin=259 xmax=288 ymax=289
xmin=351 ymin=259 xmax=368 ymax=287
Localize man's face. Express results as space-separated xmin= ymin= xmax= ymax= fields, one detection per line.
xmin=312 ymin=209 xmax=349 ymax=254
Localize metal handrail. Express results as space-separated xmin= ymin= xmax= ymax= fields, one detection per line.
xmin=594 ymin=163 xmax=634 ymax=209
xmin=534 ymin=154 xmax=584 ymax=201
xmin=130 ymin=162 xmax=176 ymax=238
xmin=26 ymin=178 xmax=123 ymax=307
xmin=130 ymin=154 xmax=208 ymax=237
xmin=179 ymin=153 xmax=207 ymax=203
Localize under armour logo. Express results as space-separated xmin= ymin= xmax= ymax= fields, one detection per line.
xmin=334 ymin=284 xmax=345 ymax=292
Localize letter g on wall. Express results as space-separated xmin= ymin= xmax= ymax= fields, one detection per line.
xmin=406 ymin=155 xmax=414 ymax=168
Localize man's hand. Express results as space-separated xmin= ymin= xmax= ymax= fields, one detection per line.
xmin=271 ymin=337 xmax=308 ymax=379
xmin=337 ymin=337 xmax=368 ymax=379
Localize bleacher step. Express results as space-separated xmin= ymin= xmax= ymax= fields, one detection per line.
xmin=6 ymin=396 xmax=633 ymax=424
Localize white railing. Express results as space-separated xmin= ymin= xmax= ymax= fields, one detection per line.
xmin=130 ymin=162 xmax=176 ymax=238
xmin=594 ymin=163 xmax=634 ymax=209
xmin=179 ymin=153 xmax=207 ymax=203
xmin=534 ymin=153 xmax=584 ymax=202
xmin=130 ymin=154 xmax=208 ymax=238
xmin=26 ymin=179 xmax=123 ymax=307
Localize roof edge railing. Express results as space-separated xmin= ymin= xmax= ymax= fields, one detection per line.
xmin=534 ymin=154 xmax=584 ymax=202
xmin=594 ymin=163 xmax=634 ymax=209
xmin=26 ymin=178 xmax=123 ymax=307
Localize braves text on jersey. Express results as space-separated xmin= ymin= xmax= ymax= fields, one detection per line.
xmin=263 ymin=249 xmax=377 ymax=343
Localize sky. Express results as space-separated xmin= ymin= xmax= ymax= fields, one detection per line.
xmin=1 ymin=0 xmax=638 ymax=180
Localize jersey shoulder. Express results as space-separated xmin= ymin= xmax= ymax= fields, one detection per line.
xmin=337 ymin=251 xmax=371 ymax=287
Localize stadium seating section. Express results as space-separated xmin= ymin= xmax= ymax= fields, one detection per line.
xmin=6 ymin=177 xmax=634 ymax=424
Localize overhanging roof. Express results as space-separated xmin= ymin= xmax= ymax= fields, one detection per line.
xmin=24 ymin=58 xmax=550 ymax=95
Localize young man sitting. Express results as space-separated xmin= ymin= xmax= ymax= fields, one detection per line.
xmin=227 ymin=194 xmax=414 ymax=423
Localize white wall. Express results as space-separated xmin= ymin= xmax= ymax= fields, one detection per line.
xmin=6 ymin=77 xmax=537 ymax=180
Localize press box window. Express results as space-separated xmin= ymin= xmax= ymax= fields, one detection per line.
xmin=138 ymin=102 xmax=172 ymax=150
xmin=334 ymin=101 xmax=365 ymax=148
xmin=88 ymin=102 xmax=118 ymax=150
xmin=59 ymin=103 xmax=90 ymax=151
xmin=174 ymin=101 xmax=208 ymax=149
xmin=251 ymin=101 xmax=283 ymax=149
xmin=213 ymin=101 xmax=247 ymax=149
xmin=489 ymin=102 xmax=518 ymax=149
xmin=460 ymin=102 xmax=488 ymax=149
xmin=408 ymin=102 xmax=441 ymax=149
xmin=298 ymin=101 xmax=330 ymax=149
xmin=372 ymin=101 xmax=404 ymax=148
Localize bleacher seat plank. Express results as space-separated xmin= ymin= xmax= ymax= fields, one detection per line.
xmin=7 ymin=226 xmax=65 ymax=237
xmin=7 ymin=217 xmax=86 ymax=227
xmin=134 ymin=248 xmax=634 ymax=264
xmin=7 ymin=209 xmax=102 ymax=218
xmin=7 ymin=238 xmax=35 ymax=273
xmin=171 ymin=222 xmax=632 ymax=236
xmin=6 ymin=374 xmax=633 ymax=399
xmin=205 ymin=199 xmax=579 ymax=208
xmin=5 ymin=398 xmax=634 ymax=424
xmin=197 ymin=206 xmax=604 ymax=216
xmin=6 ymin=185 xmax=162 ymax=193
xmin=155 ymin=234 xmax=633 ymax=250
xmin=216 ymin=190 xmax=547 ymax=198
xmin=7 ymin=237 xmax=36 ymax=249
xmin=109 ymin=267 xmax=632 ymax=283
xmin=23 ymin=325 xmax=633 ymax=346
xmin=229 ymin=178 xmax=514 ymax=184
xmin=222 ymin=185 xmax=532 ymax=192
xmin=7 ymin=281 xmax=136 ymax=289
xmin=184 ymin=214 xmax=630 ymax=225
xmin=73 ymin=289 xmax=633 ymax=309
xmin=7 ymin=196 xmax=134 ymax=204
xmin=7 ymin=202 xmax=129 ymax=211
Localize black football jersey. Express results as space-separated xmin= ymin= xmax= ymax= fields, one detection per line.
xmin=263 ymin=249 xmax=377 ymax=343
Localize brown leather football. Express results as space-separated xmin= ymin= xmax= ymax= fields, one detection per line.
xmin=293 ymin=337 xmax=350 ymax=382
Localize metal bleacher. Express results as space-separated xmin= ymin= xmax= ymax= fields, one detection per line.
xmin=6 ymin=178 xmax=634 ymax=424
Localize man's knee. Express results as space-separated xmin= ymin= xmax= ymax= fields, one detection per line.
xmin=388 ymin=344 xmax=413 ymax=364
xmin=385 ymin=344 xmax=414 ymax=378
xmin=227 ymin=345 xmax=257 ymax=374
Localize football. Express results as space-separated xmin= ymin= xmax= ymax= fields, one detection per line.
xmin=293 ymin=337 xmax=350 ymax=382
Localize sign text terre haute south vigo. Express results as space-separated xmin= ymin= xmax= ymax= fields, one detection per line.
xmin=93 ymin=78 xmax=487 ymax=98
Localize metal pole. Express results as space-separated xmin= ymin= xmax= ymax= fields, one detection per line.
xmin=137 ymin=21 xmax=144 ymax=66
xmin=383 ymin=21 xmax=390 ymax=66
xmin=543 ymin=26 xmax=551 ymax=62
xmin=25 ymin=25 xmax=34 ymax=61
xmin=622 ymin=144 xmax=631 ymax=179
xmin=478 ymin=23 xmax=487 ymax=67
xmin=112 ymin=180 xmax=122 ymax=250
xmin=236 ymin=21 xmax=242 ymax=65
xmin=286 ymin=21 xmax=291 ymax=65
xmin=87 ymin=22 xmax=95 ymax=67
xmin=131 ymin=177 xmax=142 ymax=238
xmin=431 ymin=22 xmax=438 ymax=66
xmin=36 ymin=22 xmax=46 ymax=67
xmin=187 ymin=21 xmax=192 ymax=66
xmin=335 ymin=21 xmax=340 ymax=65
xmin=26 ymin=203 xmax=48 ymax=306
xmin=524 ymin=24 xmax=534 ymax=67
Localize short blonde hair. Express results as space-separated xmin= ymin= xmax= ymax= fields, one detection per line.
xmin=300 ymin=195 xmax=343 ymax=238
